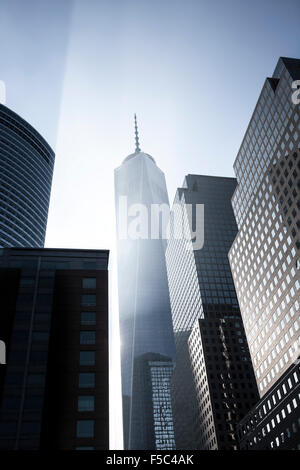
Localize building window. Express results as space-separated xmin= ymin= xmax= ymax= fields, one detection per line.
xmin=0 ymin=422 xmax=17 ymax=436
xmin=21 ymin=422 xmax=41 ymax=435
xmin=27 ymin=374 xmax=46 ymax=386
xmin=1 ymin=397 xmax=21 ymax=410
xmin=32 ymin=332 xmax=49 ymax=343
xmin=76 ymin=446 xmax=94 ymax=450
xmin=81 ymin=294 xmax=96 ymax=306
xmin=82 ymin=278 xmax=96 ymax=289
xmin=77 ymin=420 xmax=94 ymax=438
xmin=80 ymin=331 xmax=96 ymax=345
xmin=81 ymin=312 xmax=96 ymax=325
xmin=79 ymin=373 xmax=95 ymax=388
xmin=38 ymin=277 xmax=54 ymax=288
xmin=78 ymin=396 xmax=94 ymax=412
xmin=80 ymin=351 xmax=95 ymax=366
xmin=19 ymin=278 xmax=35 ymax=287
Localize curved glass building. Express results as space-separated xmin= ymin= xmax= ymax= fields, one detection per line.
xmin=0 ymin=104 xmax=55 ymax=247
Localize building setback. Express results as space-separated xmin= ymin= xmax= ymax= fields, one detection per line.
xmin=114 ymin=117 xmax=176 ymax=450
xmin=228 ymin=57 xmax=300 ymax=449
xmin=0 ymin=248 xmax=109 ymax=450
xmin=0 ymin=104 xmax=55 ymax=248
xmin=166 ymin=174 xmax=259 ymax=450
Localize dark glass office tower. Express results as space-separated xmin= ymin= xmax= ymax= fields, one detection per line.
xmin=228 ymin=57 xmax=300 ymax=449
xmin=114 ymin=117 xmax=176 ymax=450
xmin=0 ymin=104 xmax=55 ymax=247
xmin=166 ymin=175 xmax=259 ymax=449
xmin=0 ymin=248 xmax=109 ymax=450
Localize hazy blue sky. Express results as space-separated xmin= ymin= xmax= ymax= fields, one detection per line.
xmin=1 ymin=0 xmax=300 ymax=449
xmin=0 ymin=0 xmax=299 ymax=251
xmin=0 ymin=0 xmax=299 ymax=250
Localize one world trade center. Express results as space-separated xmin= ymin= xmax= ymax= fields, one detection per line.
xmin=114 ymin=116 xmax=176 ymax=450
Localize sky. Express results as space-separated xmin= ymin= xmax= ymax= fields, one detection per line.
xmin=0 ymin=0 xmax=300 ymax=449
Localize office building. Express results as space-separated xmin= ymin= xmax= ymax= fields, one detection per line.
xmin=228 ymin=57 xmax=300 ymax=395
xmin=0 ymin=248 xmax=109 ymax=450
xmin=166 ymin=174 xmax=259 ymax=449
xmin=0 ymin=104 xmax=55 ymax=247
xmin=238 ymin=362 xmax=300 ymax=449
xmin=228 ymin=57 xmax=300 ymax=449
xmin=114 ymin=116 xmax=176 ymax=449
xmin=131 ymin=353 xmax=175 ymax=450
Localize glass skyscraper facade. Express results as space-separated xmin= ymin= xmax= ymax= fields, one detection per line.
xmin=229 ymin=57 xmax=300 ymax=396
xmin=0 ymin=104 xmax=55 ymax=247
xmin=149 ymin=358 xmax=175 ymax=450
xmin=228 ymin=57 xmax=300 ymax=450
xmin=129 ymin=353 xmax=175 ymax=451
xmin=114 ymin=120 xmax=176 ymax=449
xmin=166 ymin=175 xmax=259 ymax=449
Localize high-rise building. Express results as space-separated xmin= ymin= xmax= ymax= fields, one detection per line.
xmin=0 ymin=248 xmax=109 ymax=450
xmin=237 ymin=362 xmax=300 ymax=450
xmin=0 ymin=104 xmax=55 ymax=247
xmin=114 ymin=116 xmax=176 ymax=450
xmin=228 ymin=57 xmax=300 ymax=395
xmin=228 ymin=57 xmax=300 ymax=449
xmin=130 ymin=353 xmax=175 ymax=451
xmin=166 ymin=174 xmax=259 ymax=449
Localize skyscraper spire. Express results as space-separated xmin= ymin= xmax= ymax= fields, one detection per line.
xmin=134 ymin=113 xmax=141 ymax=153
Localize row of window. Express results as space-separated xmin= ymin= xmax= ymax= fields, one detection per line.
xmin=240 ymin=372 xmax=300 ymax=447
xmin=76 ymin=278 xmax=97 ymax=448
xmin=229 ymin=148 xmax=299 ymax=393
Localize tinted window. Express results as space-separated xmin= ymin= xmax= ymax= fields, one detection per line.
xmin=32 ymin=332 xmax=49 ymax=343
xmin=79 ymin=373 xmax=95 ymax=388
xmin=82 ymin=278 xmax=96 ymax=289
xmin=81 ymin=294 xmax=96 ymax=306
xmin=77 ymin=420 xmax=94 ymax=438
xmin=19 ymin=278 xmax=35 ymax=287
xmin=27 ymin=374 xmax=46 ymax=386
xmin=78 ymin=396 xmax=94 ymax=412
xmin=80 ymin=351 xmax=95 ymax=366
xmin=76 ymin=446 xmax=94 ymax=450
xmin=80 ymin=331 xmax=96 ymax=345
xmin=81 ymin=312 xmax=96 ymax=325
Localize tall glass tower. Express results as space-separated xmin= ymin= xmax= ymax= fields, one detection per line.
xmin=166 ymin=175 xmax=259 ymax=449
xmin=114 ymin=116 xmax=176 ymax=450
xmin=0 ymin=104 xmax=55 ymax=247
